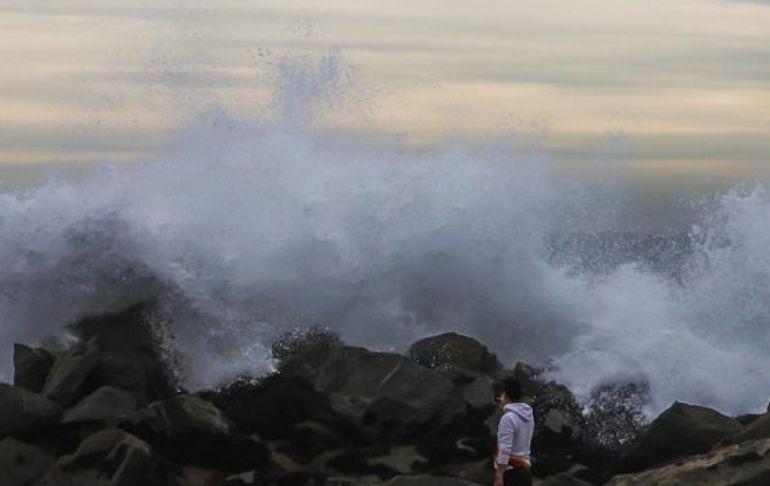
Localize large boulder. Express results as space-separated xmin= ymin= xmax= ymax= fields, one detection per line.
xmin=40 ymin=428 xmax=180 ymax=486
xmin=0 ymin=437 xmax=54 ymax=486
xmin=204 ymin=375 xmax=361 ymax=443
xmin=407 ymin=333 xmax=502 ymax=375
xmin=382 ymin=475 xmax=482 ymax=485
xmin=13 ymin=344 xmax=55 ymax=394
xmin=0 ymin=384 xmax=62 ymax=439
xmin=118 ymin=394 xmax=268 ymax=472
xmin=91 ymin=351 xmax=176 ymax=406
xmin=502 ymin=365 xmax=586 ymax=477
xmin=70 ymin=303 xmax=177 ymax=404
xmin=733 ymin=412 xmax=770 ymax=443
xmin=606 ymin=438 xmax=770 ymax=486
xmin=281 ymin=346 xmax=466 ymax=435
xmin=617 ymin=401 xmax=744 ymax=473
xmin=62 ymin=386 xmax=138 ymax=424
xmin=41 ymin=341 xmax=100 ymax=407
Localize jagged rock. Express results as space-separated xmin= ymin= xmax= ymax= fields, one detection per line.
xmin=0 ymin=384 xmax=62 ymax=439
xmin=606 ymin=438 xmax=770 ymax=486
xmin=407 ymin=332 xmax=502 ymax=375
xmin=540 ymin=473 xmax=593 ymax=485
xmin=204 ymin=375 xmax=361 ymax=444
xmin=284 ymin=421 xmax=348 ymax=461
xmin=458 ymin=375 xmax=496 ymax=410
xmin=520 ymin=374 xmax=585 ymax=477
xmin=41 ymin=428 xmax=180 ymax=486
xmin=281 ymin=346 xmax=466 ymax=434
xmin=271 ymin=327 xmax=343 ymax=362
xmin=617 ymin=401 xmax=744 ymax=473
xmin=70 ymin=303 xmax=177 ymax=404
xmin=0 ymin=437 xmax=54 ymax=486
xmin=733 ymin=411 xmax=770 ymax=443
xmin=92 ymin=351 xmax=176 ymax=406
xmin=62 ymin=386 xmax=138 ymax=424
xmin=41 ymin=341 xmax=99 ymax=407
xmin=13 ymin=344 xmax=55 ymax=393
xmin=366 ymin=446 xmax=429 ymax=475
xmin=119 ymin=394 xmax=268 ymax=472
xmin=381 ymin=475 xmax=482 ymax=485
xmin=180 ymin=466 xmax=225 ymax=486
xmin=69 ymin=302 xmax=160 ymax=354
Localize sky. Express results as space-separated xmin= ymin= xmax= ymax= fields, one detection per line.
xmin=1 ymin=0 xmax=769 ymax=183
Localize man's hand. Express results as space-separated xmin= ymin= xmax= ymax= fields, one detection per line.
xmin=493 ymin=475 xmax=504 ymax=486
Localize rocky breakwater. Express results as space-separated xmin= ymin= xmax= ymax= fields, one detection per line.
xmin=2 ymin=302 xmax=770 ymax=485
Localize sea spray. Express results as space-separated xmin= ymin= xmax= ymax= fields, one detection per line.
xmin=0 ymin=53 xmax=769 ymax=416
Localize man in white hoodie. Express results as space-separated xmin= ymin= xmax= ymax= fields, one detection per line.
xmin=493 ymin=377 xmax=534 ymax=486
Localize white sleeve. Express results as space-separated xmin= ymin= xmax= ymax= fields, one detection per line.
xmin=496 ymin=413 xmax=515 ymax=465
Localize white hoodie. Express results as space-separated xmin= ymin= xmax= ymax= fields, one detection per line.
xmin=495 ymin=402 xmax=534 ymax=468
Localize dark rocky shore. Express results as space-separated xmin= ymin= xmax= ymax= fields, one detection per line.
xmin=2 ymin=303 xmax=770 ymax=486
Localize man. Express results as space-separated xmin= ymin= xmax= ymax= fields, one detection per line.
xmin=494 ymin=377 xmax=534 ymax=486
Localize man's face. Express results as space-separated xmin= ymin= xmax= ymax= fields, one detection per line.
xmin=495 ymin=392 xmax=508 ymax=409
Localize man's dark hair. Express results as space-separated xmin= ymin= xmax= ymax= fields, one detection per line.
xmin=495 ymin=377 xmax=523 ymax=401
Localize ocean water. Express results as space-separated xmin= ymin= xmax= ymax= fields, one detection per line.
xmin=1 ymin=53 xmax=769 ymax=416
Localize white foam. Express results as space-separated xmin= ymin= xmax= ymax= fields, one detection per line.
xmin=0 ymin=53 xmax=768 ymax=415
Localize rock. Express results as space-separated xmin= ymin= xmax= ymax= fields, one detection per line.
xmin=381 ymin=475 xmax=482 ymax=485
xmin=180 ymin=466 xmax=225 ymax=486
xmin=284 ymin=421 xmax=348 ymax=461
xmin=540 ymin=472 xmax=594 ymax=486
xmin=407 ymin=333 xmax=502 ymax=375
xmin=41 ymin=341 xmax=99 ymax=407
xmin=524 ymin=376 xmax=585 ymax=477
xmin=92 ymin=351 xmax=176 ymax=406
xmin=271 ymin=327 xmax=343 ymax=362
xmin=69 ymin=303 xmax=177 ymax=405
xmin=13 ymin=344 xmax=55 ymax=393
xmin=41 ymin=428 xmax=180 ymax=486
xmin=281 ymin=346 xmax=466 ymax=434
xmin=366 ymin=446 xmax=429 ymax=475
xmin=0 ymin=384 xmax=62 ymax=439
xmin=62 ymin=386 xmax=138 ymax=424
xmin=617 ymin=401 xmax=744 ymax=473
xmin=204 ymin=375 xmax=361 ymax=443
xmin=458 ymin=375 xmax=496 ymax=410
xmin=119 ymin=394 xmax=268 ymax=472
xmin=733 ymin=412 xmax=770 ymax=443
xmin=606 ymin=438 xmax=770 ymax=486
xmin=69 ymin=302 xmax=160 ymax=354
xmin=0 ymin=437 xmax=54 ymax=486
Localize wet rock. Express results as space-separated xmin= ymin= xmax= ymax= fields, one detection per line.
xmin=205 ymin=375 xmax=360 ymax=444
xmin=0 ymin=384 xmax=62 ymax=439
xmin=733 ymin=411 xmax=770 ymax=443
xmin=70 ymin=303 xmax=177 ymax=404
xmin=281 ymin=346 xmax=466 ymax=433
xmin=407 ymin=332 xmax=502 ymax=375
xmin=41 ymin=341 xmax=99 ymax=407
xmin=0 ymin=437 xmax=54 ymax=486
xmin=92 ymin=351 xmax=176 ymax=406
xmin=41 ymin=428 xmax=180 ymax=486
xmin=606 ymin=438 xmax=770 ymax=486
xmin=617 ymin=401 xmax=744 ymax=473
xmin=13 ymin=344 xmax=55 ymax=394
xmin=271 ymin=327 xmax=343 ymax=362
xmin=69 ymin=302 xmax=160 ymax=354
xmin=62 ymin=386 xmax=138 ymax=424
xmin=524 ymin=376 xmax=585 ymax=477
xmin=381 ymin=475 xmax=482 ymax=485
xmin=119 ymin=394 xmax=268 ymax=472
xmin=540 ymin=473 xmax=594 ymax=486
xmin=284 ymin=421 xmax=348 ymax=462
